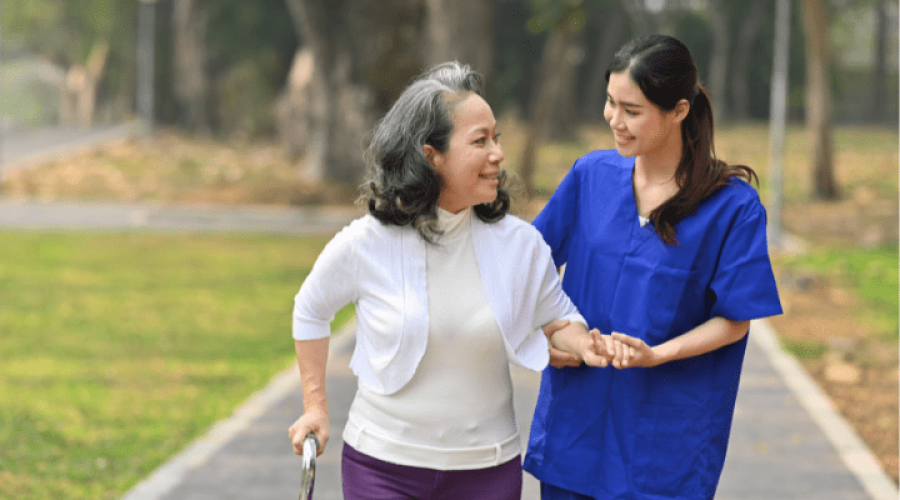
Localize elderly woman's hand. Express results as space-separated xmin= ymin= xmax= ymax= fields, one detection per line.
xmin=289 ymin=409 xmax=329 ymax=457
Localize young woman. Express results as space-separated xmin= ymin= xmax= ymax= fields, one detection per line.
xmin=524 ymin=35 xmax=783 ymax=500
xmin=287 ymin=62 xmax=612 ymax=500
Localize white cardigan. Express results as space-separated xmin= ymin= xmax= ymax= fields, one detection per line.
xmin=292 ymin=213 xmax=584 ymax=396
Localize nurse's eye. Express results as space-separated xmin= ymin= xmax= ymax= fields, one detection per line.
xmin=473 ymin=137 xmax=487 ymax=145
xmin=493 ymin=132 xmax=501 ymax=144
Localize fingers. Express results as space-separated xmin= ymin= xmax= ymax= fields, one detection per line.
xmin=611 ymin=332 xmax=653 ymax=368
xmin=612 ymin=332 xmax=642 ymax=348
xmin=289 ymin=417 xmax=329 ymax=456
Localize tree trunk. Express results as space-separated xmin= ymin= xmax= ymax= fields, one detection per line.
xmin=706 ymin=0 xmax=731 ymax=121
xmin=425 ymin=0 xmax=494 ymax=82
xmin=729 ymin=1 xmax=766 ymax=121
xmin=518 ymin=3 xmax=586 ymax=197
xmin=872 ymin=0 xmax=889 ymax=124
xmin=801 ymin=0 xmax=839 ymax=199
xmin=60 ymin=41 xmax=109 ymax=127
xmin=280 ymin=0 xmax=425 ymax=185
xmin=171 ymin=0 xmax=211 ymax=135
xmin=622 ymin=0 xmax=658 ymax=37
xmin=583 ymin=0 xmax=627 ymax=120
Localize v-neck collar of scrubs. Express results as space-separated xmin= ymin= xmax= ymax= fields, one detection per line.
xmin=618 ymin=158 xmax=657 ymax=249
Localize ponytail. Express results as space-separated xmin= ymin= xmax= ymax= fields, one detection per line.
xmin=649 ymin=85 xmax=758 ymax=245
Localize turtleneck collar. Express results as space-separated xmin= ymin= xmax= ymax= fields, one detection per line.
xmin=436 ymin=206 xmax=472 ymax=240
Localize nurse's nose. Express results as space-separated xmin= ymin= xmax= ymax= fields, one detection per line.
xmin=607 ymin=107 xmax=625 ymax=130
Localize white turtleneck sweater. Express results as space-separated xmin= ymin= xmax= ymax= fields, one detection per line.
xmin=343 ymin=207 xmax=519 ymax=470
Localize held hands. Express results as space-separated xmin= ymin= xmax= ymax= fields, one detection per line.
xmin=288 ymin=408 xmax=329 ymax=457
xmin=543 ymin=320 xmax=654 ymax=369
xmin=609 ymin=332 xmax=661 ymax=368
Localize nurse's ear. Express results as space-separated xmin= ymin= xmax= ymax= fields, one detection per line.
xmin=670 ymin=99 xmax=690 ymax=125
xmin=422 ymin=145 xmax=444 ymax=168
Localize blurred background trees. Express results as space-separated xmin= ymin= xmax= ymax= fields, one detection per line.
xmin=2 ymin=0 xmax=897 ymax=189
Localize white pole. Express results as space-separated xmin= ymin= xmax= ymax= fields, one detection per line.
xmin=768 ymin=0 xmax=791 ymax=247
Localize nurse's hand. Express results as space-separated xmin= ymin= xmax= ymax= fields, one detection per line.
xmin=543 ymin=320 xmax=583 ymax=368
xmin=610 ymin=332 xmax=660 ymax=368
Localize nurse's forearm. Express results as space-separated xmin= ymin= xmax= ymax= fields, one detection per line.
xmin=295 ymin=338 xmax=330 ymax=415
xmin=653 ymin=317 xmax=750 ymax=365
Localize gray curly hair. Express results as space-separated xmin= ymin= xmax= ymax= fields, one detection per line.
xmin=361 ymin=61 xmax=510 ymax=243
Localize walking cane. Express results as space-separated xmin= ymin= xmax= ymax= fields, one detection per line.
xmin=299 ymin=433 xmax=320 ymax=500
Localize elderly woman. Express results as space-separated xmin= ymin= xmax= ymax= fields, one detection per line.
xmin=287 ymin=62 xmax=611 ymax=500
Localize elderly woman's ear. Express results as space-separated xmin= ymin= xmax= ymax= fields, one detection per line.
xmin=422 ymin=145 xmax=442 ymax=167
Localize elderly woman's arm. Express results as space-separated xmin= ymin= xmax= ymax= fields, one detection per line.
xmin=288 ymin=338 xmax=330 ymax=457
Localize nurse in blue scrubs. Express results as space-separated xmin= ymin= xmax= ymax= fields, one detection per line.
xmin=523 ymin=35 xmax=783 ymax=500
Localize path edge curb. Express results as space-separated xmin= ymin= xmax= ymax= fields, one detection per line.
xmin=751 ymin=318 xmax=898 ymax=500
xmin=118 ymin=319 xmax=357 ymax=500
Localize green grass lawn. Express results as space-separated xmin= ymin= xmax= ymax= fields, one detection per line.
xmin=0 ymin=231 xmax=353 ymax=499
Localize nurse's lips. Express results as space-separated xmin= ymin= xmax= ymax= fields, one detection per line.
xmin=613 ymin=133 xmax=634 ymax=144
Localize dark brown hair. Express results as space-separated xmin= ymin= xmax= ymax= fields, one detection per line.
xmin=606 ymin=35 xmax=758 ymax=245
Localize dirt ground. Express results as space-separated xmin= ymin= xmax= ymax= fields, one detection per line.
xmin=3 ymin=131 xmax=897 ymax=483
xmin=773 ymin=198 xmax=899 ymax=483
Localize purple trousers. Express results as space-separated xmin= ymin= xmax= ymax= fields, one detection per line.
xmin=341 ymin=444 xmax=523 ymax=500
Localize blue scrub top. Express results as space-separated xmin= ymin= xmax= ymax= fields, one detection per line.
xmin=523 ymin=150 xmax=782 ymax=500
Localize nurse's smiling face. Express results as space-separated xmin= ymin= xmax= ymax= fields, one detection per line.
xmin=603 ymin=71 xmax=685 ymax=159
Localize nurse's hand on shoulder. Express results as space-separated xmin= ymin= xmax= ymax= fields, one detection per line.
xmin=610 ymin=332 xmax=661 ymax=368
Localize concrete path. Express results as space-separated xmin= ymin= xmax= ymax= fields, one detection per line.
xmin=2 ymin=126 xmax=895 ymax=499
xmin=0 ymin=200 xmax=363 ymax=236
xmin=1 ymin=122 xmax=138 ymax=179
xmin=1 ymin=200 xmax=895 ymax=500
xmin=114 ymin=315 xmax=896 ymax=500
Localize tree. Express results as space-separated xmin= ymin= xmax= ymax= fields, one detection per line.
xmin=425 ymin=0 xmax=494 ymax=80
xmin=171 ymin=0 xmax=211 ymax=134
xmin=582 ymin=0 xmax=628 ymax=120
xmin=729 ymin=1 xmax=768 ymax=121
xmin=280 ymin=0 xmax=426 ymax=184
xmin=801 ymin=0 xmax=839 ymax=199
xmin=872 ymin=0 xmax=890 ymax=124
xmin=706 ymin=0 xmax=731 ymax=120
xmin=517 ymin=0 xmax=586 ymax=197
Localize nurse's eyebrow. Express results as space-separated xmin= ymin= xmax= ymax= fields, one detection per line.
xmin=607 ymin=94 xmax=643 ymax=108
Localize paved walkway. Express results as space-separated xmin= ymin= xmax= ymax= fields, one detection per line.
xmin=1 ymin=200 xmax=896 ymax=500
xmin=111 ymin=314 xmax=896 ymax=500
xmin=3 ymin=127 xmax=896 ymax=499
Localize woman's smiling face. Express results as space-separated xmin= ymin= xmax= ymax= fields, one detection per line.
xmin=603 ymin=71 xmax=683 ymax=159
xmin=429 ymin=93 xmax=504 ymax=214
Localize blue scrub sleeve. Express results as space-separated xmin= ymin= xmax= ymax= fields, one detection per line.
xmin=709 ymin=203 xmax=782 ymax=321
xmin=533 ymin=162 xmax=581 ymax=268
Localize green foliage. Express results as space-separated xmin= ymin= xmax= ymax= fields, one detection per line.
xmin=3 ymin=0 xmax=137 ymax=127
xmin=0 ymin=231 xmax=352 ymax=498
xmin=780 ymin=246 xmax=899 ymax=342
xmin=782 ymin=339 xmax=829 ymax=359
